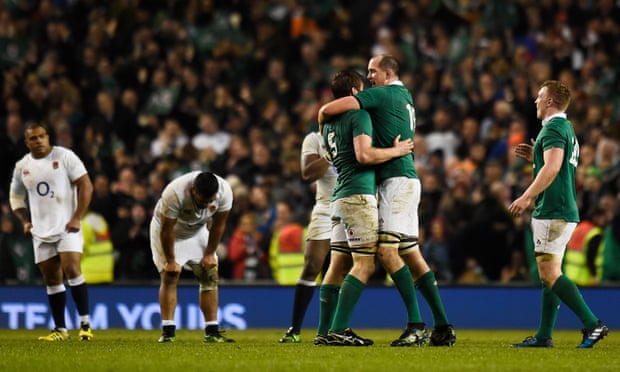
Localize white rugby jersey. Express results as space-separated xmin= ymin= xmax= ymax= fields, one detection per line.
xmin=153 ymin=171 xmax=233 ymax=239
xmin=301 ymin=132 xmax=337 ymax=206
xmin=10 ymin=146 xmax=88 ymax=242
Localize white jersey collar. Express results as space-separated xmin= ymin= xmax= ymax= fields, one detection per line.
xmin=542 ymin=112 xmax=567 ymax=126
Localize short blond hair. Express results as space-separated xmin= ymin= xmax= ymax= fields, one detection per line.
xmin=541 ymin=80 xmax=571 ymax=111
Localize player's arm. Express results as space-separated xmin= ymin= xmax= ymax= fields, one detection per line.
xmin=509 ymin=147 xmax=563 ymax=216
xmin=67 ymin=173 xmax=93 ymax=232
xmin=11 ymin=206 xmax=31 ymax=235
xmin=160 ymin=214 xmax=181 ymax=272
xmin=9 ymin=167 xmax=32 ymax=235
xmin=201 ymin=210 xmax=231 ymax=269
xmin=301 ymin=153 xmax=330 ymax=183
xmin=354 ymin=134 xmax=413 ymax=165
xmin=318 ymin=96 xmax=361 ymax=126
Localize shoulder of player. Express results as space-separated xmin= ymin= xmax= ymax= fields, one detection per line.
xmin=343 ymin=109 xmax=370 ymax=119
xmin=301 ymin=131 xmax=320 ymax=148
xmin=51 ymin=145 xmax=82 ymax=159
xmin=215 ymin=173 xmax=232 ymax=189
xmin=543 ymin=117 xmax=574 ymax=135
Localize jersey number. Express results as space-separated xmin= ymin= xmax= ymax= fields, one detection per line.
xmin=326 ymin=132 xmax=337 ymax=159
xmin=569 ymin=137 xmax=579 ymax=167
xmin=406 ymin=104 xmax=416 ymax=133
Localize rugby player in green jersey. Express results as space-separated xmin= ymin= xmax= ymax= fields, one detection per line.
xmin=316 ymin=69 xmax=413 ymax=346
xmin=319 ymin=55 xmax=454 ymax=347
xmin=509 ymin=80 xmax=608 ymax=348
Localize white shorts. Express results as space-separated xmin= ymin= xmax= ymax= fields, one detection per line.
xmin=378 ymin=177 xmax=420 ymax=237
xmin=150 ymin=218 xmax=217 ymax=272
xmin=531 ymin=218 xmax=577 ymax=258
xmin=306 ymin=201 xmax=332 ymax=241
xmin=331 ymin=194 xmax=378 ymax=253
xmin=33 ymin=232 xmax=84 ymax=264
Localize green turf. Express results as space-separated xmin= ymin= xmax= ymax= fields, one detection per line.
xmin=0 ymin=329 xmax=616 ymax=371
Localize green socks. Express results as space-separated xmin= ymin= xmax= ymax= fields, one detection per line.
xmin=391 ymin=265 xmax=423 ymax=323
xmin=329 ymin=275 xmax=365 ymax=334
xmin=551 ymin=275 xmax=598 ymax=330
xmin=415 ymin=271 xmax=449 ymax=326
xmin=317 ymin=284 xmax=340 ymax=336
xmin=535 ymin=285 xmax=560 ymax=339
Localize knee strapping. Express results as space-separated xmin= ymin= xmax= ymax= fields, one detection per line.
xmin=189 ymin=264 xmax=218 ymax=291
xmin=46 ymin=284 xmax=66 ymax=295
xmin=67 ymin=275 xmax=86 ymax=286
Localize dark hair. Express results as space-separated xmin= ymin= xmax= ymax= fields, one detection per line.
xmin=330 ymin=69 xmax=365 ymax=99
xmin=194 ymin=172 xmax=219 ymax=198
xmin=24 ymin=121 xmax=51 ymax=136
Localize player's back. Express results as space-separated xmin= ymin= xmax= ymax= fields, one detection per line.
xmin=355 ymin=84 xmax=417 ymax=182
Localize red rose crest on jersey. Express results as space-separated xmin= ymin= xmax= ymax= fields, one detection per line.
xmin=53 ymin=161 xmax=59 ymax=169
xmin=23 ymin=169 xmax=30 ymax=176
xmin=209 ymin=205 xmax=217 ymax=212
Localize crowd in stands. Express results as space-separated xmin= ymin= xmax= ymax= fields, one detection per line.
xmin=1 ymin=0 xmax=620 ymax=286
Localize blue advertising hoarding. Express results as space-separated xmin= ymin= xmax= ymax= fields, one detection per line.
xmin=1 ymin=285 xmax=618 ymax=330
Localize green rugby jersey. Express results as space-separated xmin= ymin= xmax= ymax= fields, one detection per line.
xmin=532 ymin=115 xmax=580 ymax=222
xmin=323 ymin=110 xmax=376 ymax=201
xmin=354 ymin=83 xmax=417 ymax=183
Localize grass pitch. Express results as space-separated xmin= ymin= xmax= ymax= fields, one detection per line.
xmin=0 ymin=328 xmax=616 ymax=371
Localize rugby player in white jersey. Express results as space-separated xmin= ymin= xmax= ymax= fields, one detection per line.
xmin=279 ymin=131 xmax=337 ymax=343
xmin=10 ymin=122 xmax=94 ymax=341
xmin=150 ymin=171 xmax=234 ymax=343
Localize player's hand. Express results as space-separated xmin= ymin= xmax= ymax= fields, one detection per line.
xmin=201 ymin=254 xmax=217 ymax=271
xmin=393 ymin=134 xmax=414 ymax=156
xmin=23 ymin=222 xmax=33 ymax=236
xmin=65 ymin=217 xmax=81 ymax=233
xmin=514 ymin=139 xmax=535 ymax=162
xmin=508 ymin=194 xmax=532 ymax=217
xmin=164 ymin=261 xmax=182 ymax=274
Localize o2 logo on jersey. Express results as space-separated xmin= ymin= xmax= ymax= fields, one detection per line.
xmin=36 ymin=182 xmax=55 ymax=198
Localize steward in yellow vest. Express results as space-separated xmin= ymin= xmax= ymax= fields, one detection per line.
xmin=269 ymin=223 xmax=306 ymax=285
xmin=565 ymin=208 xmax=606 ymax=286
xmin=81 ymin=211 xmax=114 ymax=283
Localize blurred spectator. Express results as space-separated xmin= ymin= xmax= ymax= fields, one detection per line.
xmin=227 ymin=212 xmax=267 ymax=281
xmin=0 ymin=112 xmax=28 ymax=197
xmin=209 ymin=134 xmax=253 ymax=186
xmin=111 ymin=202 xmax=154 ymax=281
xmin=249 ymin=184 xmax=277 ymax=243
xmin=90 ymin=173 xmax=119 ymax=230
xmin=151 ymin=117 xmax=189 ymax=159
xmin=0 ymin=213 xmax=37 ymax=284
xmin=421 ymin=215 xmax=452 ymax=282
xmin=425 ymin=106 xmax=460 ymax=162
xmin=191 ymin=110 xmax=231 ymax=165
xmin=500 ymin=249 xmax=530 ymax=284
xmin=460 ymin=182 xmax=514 ymax=281
xmin=457 ymin=257 xmax=487 ymax=285
xmin=249 ymin=141 xmax=280 ymax=187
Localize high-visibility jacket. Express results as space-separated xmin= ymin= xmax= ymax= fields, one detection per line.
xmin=565 ymin=221 xmax=604 ymax=286
xmin=81 ymin=212 xmax=114 ymax=284
xmin=602 ymin=225 xmax=620 ymax=281
xmin=269 ymin=224 xmax=306 ymax=285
